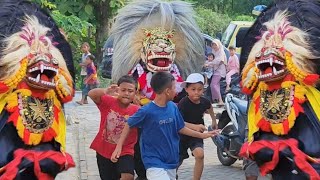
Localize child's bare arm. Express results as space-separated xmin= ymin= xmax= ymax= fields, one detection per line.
xmin=179 ymin=126 xmax=218 ymax=139
xmin=111 ymin=123 xmax=131 ymax=162
xmin=88 ymin=85 xmax=119 ymax=104
xmin=79 ymin=62 xmax=86 ymax=67
xmin=185 ymin=122 xmax=206 ymax=132
xmin=207 ymin=106 xmax=218 ymax=129
xmin=88 ymin=88 xmax=106 ymax=104
xmin=85 ymin=74 xmax=94 ymax=83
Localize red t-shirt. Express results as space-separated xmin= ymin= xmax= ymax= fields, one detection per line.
xmin=90 ymin=94 xmax=139 ymax=159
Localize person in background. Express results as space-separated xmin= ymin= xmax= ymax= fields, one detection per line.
xmin=203 ymin=53 xmax=215 ymax=88
xmin=225 ymin=46 xmax=240 ymax=92
xmin=88 ymin=75 xmax=139 ymax=180
xmin=177 ymin=73 xmax=218 ymax=180
xmin=79 ymin=42 xmax=91 ymax=104
xmin=210 ymin=39 xmax=227 ymax=106
xmin=76 ymin=55 xmax=99 ymax=105
xmin=111 ymin=72 xmax=219 ymax=180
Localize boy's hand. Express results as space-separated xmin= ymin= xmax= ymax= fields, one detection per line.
xmin=211 ymin=122 xmax=218 ymax=130
xmin=200 ymin=130 xmax=220 ymax=139
xmin=132 ymin=94 xmax=141 ymax=105
xmin=105 ymin=84 xmax=119 ymax=96
xmin=111 ymin=146 xmax=122 ymax=163
xmin=194 ymin=124 xmax=207 ymax=133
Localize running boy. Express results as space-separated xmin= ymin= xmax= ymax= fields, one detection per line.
xmin=88 ymin=75 xmax=139 ymax=180
xmin=178 ymin=73 xmax=218 ymax=180
xmin=111 ymin=72 xmax=219 ymax=180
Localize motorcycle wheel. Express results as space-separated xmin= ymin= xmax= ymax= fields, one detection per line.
xmin=217 ymin=147 xmax=237 ymax=166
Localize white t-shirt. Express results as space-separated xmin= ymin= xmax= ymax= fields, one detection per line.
xmin=80 ymin=53 xmax=91 ymax=76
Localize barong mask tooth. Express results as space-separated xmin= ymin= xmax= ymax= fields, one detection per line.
xmin=0 ymin=16 xmax=74 ymax=101
xmin=141 ymin=28 xmax=176 ymax=72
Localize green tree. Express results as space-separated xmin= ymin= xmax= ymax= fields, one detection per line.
xmin=31 ymin=0 xmax=56 ymax=9
xmin=195 ymin=6 xmax=231 ymax=37
xmin=50 ymin=11 xmax=95 ymax=89
xmin=191 ymin=0 xmax=273 ymax=16
xmin=52 ymin=0 xmax=127 ymax=65
xmin=33 ymin=0 xmax=127 ymax=65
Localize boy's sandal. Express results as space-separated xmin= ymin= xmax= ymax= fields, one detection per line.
xmin=76 ymin=101 xmax=83 ymax=105
xmin=216 ymin=103 xmax=225 ymax=107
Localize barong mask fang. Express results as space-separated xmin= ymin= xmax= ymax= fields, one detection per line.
xmin=141 ymin=28 xmax=176 ymax=72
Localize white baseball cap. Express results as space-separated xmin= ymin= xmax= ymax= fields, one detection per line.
xmin=180 ymin=73 xmax=205 ymax=88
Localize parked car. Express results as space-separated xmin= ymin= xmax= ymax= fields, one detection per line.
xmin=220 ymin=21 xmax=253 ymax=54
xmin=100 ymin=36 xmax=113 ymax=79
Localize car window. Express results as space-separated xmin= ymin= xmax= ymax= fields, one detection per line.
xmin=221 ymin=24 xmax=236 ymax=47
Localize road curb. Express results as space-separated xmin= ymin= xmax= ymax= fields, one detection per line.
xmin=78 ymin=123 xmax=88 ymax=180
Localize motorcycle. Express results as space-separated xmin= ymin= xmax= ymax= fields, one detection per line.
xmin=209 ymin=93 xmax=248 ymax=166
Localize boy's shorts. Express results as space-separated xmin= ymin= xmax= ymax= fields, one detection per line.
xmin=82 ymin=84 xmax=97 ymax=96
xmin=243 ymin=158 xmax=260 ymax=177
xmin=96 ymin=153 xmax=134 ymax=180
xmin=146 ymin=168 xmax=176 ymax=180
xmin=179 ymin=136 xmax=204 ymax=162
xmin=243 ymin=125 xmax=259 ymax=177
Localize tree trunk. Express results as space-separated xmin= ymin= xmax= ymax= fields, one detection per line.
xmin=232 ymin=0 xmax=234 ymax=11
xmin=93 ymin=0 xmax=111 ymax=66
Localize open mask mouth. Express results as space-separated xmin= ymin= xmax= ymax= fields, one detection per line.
xmin=26 ymin=59 xmax=58 ymax=90
xmin=255 ymin=49 xmax=288 ymax=82
xmin=146 ymin=52 xmax=174 ymax=72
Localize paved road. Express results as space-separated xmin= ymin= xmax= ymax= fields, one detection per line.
xmin=56 ymin=92 xmax=271 ymax=180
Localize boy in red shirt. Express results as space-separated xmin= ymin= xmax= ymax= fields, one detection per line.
xmin=88 ymin=75 xmax=139 ymax=180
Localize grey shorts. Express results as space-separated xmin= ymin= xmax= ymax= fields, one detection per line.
xmin=243 ymin=125 xmax=259 ymax=177
xmin=243 ymin=158 xmax=260 ymax=177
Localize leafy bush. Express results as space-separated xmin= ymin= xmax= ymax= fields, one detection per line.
xmin=51 ymin=10 xmax=96 ymax=90
xmin=195 ymin=6 xmax=231 ymax=38
xmin=233 ymin=15 xmax=255 ymax=21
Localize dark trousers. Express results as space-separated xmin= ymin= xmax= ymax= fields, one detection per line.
xmin=96 ymin=153 xmax=134 ymax=180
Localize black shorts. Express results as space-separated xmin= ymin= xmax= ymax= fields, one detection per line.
xmin=179 ymin=136 xmax=204 ymax=162
xmin=96 ymin=153 xmax=134 ymax=180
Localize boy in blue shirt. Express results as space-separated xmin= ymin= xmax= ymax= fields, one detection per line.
xmin=111 ymin=72 xmax=219 ymax=180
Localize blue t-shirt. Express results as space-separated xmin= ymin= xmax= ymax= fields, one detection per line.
xmin=127 ymin=101 xmax=185 ymax=169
